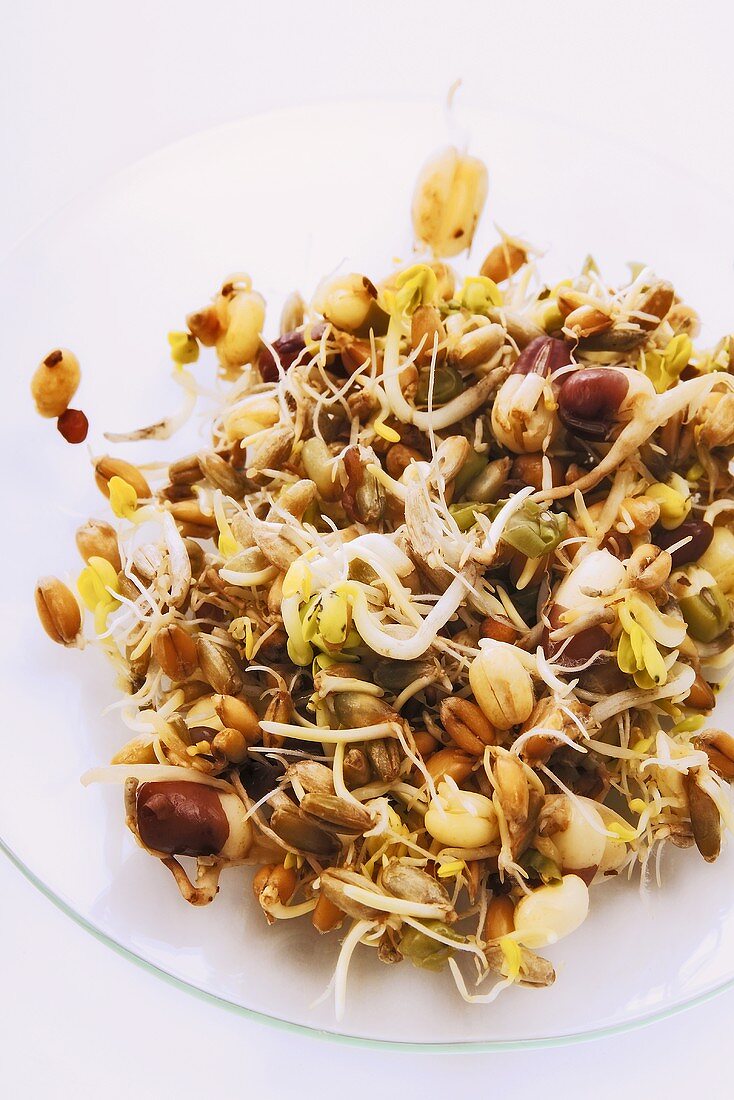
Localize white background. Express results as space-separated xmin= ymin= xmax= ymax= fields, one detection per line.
xmin=2 ymin=1 xmax=733 ymax=1095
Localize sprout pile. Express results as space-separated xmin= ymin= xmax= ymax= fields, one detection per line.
xmin=34 ymin=142 xmax=734 ymax=1016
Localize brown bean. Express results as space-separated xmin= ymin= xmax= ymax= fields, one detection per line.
xmin=557 ymin=368 xmax=629 ymax=441
xmin=654 ymin=520 xmax=713 ymax=567
xmin=257 ymin=330 xmax=307 ymax=382
xmin=543 ymin=604 xmax=610 ymax=668
xmin=57 ymin=408 xmax=89 ymax=444
xmin=136 ymin=781 xmax=229 ymax=856
xmin=511 ymin=335 xmax=571 ymax=377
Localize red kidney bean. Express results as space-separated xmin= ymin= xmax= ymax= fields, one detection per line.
xmin=57 ymin=408 xmax=89 ymax=444
xmin=654 ymin=520 xmax=714 ymax=566
xmin=257 ymin=330 xmax=308 ymax=382
xmin=136 ymin=781 xmax=230 ymax=856
xmin=512 ymin=335 xmax=572 ymax=377
xmin=557 ymin=368 xmax=629 ymax=440
xmin=543 ymin=604 xmax=609 ymax=667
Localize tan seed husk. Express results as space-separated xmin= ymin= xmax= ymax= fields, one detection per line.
xmin=636 ymin=281 xmax=675 ymax=330
xmin=75 ymin=519 xmax=122 ymax=572
xmin=195 ymin=636 xmax=244 ymax=695
xmin=564 ymin=305 xmax=612 ymax=338
xmin=411 ymin=306 xmax=446 ymax=368
xmin=537 ymin=794 xmax=573 ymax=837
xmin=126 ymin=644 xmax=150 ymax=693
xmin=380 ymin=860 xmax=453 ymax=912
xmin=247 ymin=426 xmax=295 ymax=475
xmin=365 ymin=737 xmax=402 ymax=782
xmin=285 ymin=760 xmax=335 ymax=795
xmin=440 ymin=697 xmax=497 ymax=755
xmin=279 ymin=291 xmax=306 ymax=336
xmin=262 ymin=690 xmax=292 ymax=748
xmin=152 ymin=624 xmax=198 ymax=681
xmin=342 ymin=747 xmax=372 ymax=788
xmin=94 ymin=456 xmax=150 ymax=500
xmin=684 ymin=769 xmax=721 ymax=862
xmin=480 ymin=241 xmax=528 ymax=284
xmin=168 ymin=453 xmax=203 ymax=486
xmin=333 ymin=692 xmax=396 ymax=728
xmin=300 ymin=793 xmax=374 ymax=834
xmin=198 ymin=452 xmax=247 ymax=496
xmin=210 ymin=726 xmax=249 ymax=764
xmin=485 ymin=943 xmax=555 ymax=987
xmin=686 ymin=673 xmax=716 ymax=712
xmin=35 ymin=576 xmax=82 ymax=646
xmin=183 ymin=538 xmax=206 ymax=578
xmin=250 ymin=525 xmax=300 ymax=571
xmin=483 ymin=894 xmax=515 ymax=941
xmin=319 ymin=868 xmax=385 ymax=920
xmin=168 ymin=500 xmax=217 ymax=531
xmin=213 ymin=694 xmax=261 ymax=744
xmin=269 ymin=806 xmax=340 ymax=857
xmin=270 ymin=479 xmax=317 ymax=521
xmin=111 ymin=736 xmax=158 ymax=765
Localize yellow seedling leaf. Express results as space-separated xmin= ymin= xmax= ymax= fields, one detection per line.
xmin=108 ymin=476 xmax=138 ymax=520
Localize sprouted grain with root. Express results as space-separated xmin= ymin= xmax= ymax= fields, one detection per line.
xmin=34 ymin=142 xmax=734 ymax=1017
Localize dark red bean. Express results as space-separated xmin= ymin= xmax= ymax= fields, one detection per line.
xmin=136 ymin=781 xmax=229 ymax=856
xmin=549 ymin=747 xmax=610 ymax=801
xmin=654 ymin=520 xmax=714 ymax=567
xmin=239 ymin=755 xmax=285 ymax=806
xmin=512 ymin=335 xmax=572 ymax=377
xmin=258 ymin=330 xmax=308 ymax=382
xmin=57 ymin=408 xmax=89 ymax=444
xmin=557 ymin=368 xmax=629 ymax=441
xmin=543 ymin=604 xmax=609 ymax=667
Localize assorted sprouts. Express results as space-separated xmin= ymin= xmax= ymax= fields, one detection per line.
xmin=33 ymin=141 xmax=734 ymax=1017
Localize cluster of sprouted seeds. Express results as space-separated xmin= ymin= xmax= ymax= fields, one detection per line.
xmin=33 ymin=142 xmax=734 ymax=1016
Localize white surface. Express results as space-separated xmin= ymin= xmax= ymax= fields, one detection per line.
xmin=3 ymin=0 xmax=734 ymax=1093
xmin=5 ymin=100 xmax=734 ymax=1047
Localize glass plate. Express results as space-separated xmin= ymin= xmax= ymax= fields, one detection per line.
xmin=2 ymin=100 xmax=734 ymax=1050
